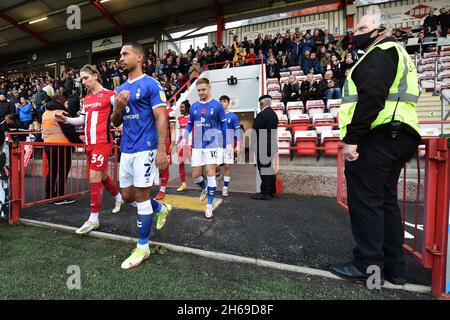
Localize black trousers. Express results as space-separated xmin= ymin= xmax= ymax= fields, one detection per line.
xmin=257 ymin=156 xmax=276 ymax=196
xmin=44 ymin=146 xmax=72 ymax=199
xmin=345 ymin=124 xmax=420 ymax=276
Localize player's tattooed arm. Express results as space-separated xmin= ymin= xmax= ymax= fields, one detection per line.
xmin=153 ymin=106 xmax=169 ymax=170
xmin=111 ymin=90 xmax=130 ymax=127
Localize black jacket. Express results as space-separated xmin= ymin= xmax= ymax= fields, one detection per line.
xmin=343 ymin=37 xmax=401 ymax=145
xmin=253 ymin=107 xmax=279 ymax=161
xmin=0 ymin=100 xmax=15 ymax=121
xmin=266 ymin=63 xmax=280 ymax=79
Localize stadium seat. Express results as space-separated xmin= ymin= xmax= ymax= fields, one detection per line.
xmin=278 ymin=131 xmax=292 ymax=155
xmin=280 ymin=77 xmax=290 ymax=85
xmin=327 ymin=99 xmax=341 ymax=118
xmin=305 ymin=100 xmax=325 ymax=117
xmin=274 ymin=109 xmax=284 ymax=118
xmin=291 ymin=71 xmax=303 ymax=77
xmin=286 ymin=101 xmax=304 ymax=119
xmin=267 ymin=78 xmax=279 ymax=85
xmin=294 ymin=130 xmax=318 ymax=156
xmin=418 ymin=64 xmax=435 ymax=73
xmin=423 ymin=52 xmax=438 ymax=58
xmin=321 ymin=130 xmax=341 ymax=156
xmin=280 ymin=71 xmax=291 ymax=78
xmin=268 ymin=91 xmax=282 ymax=101
xmin=313 ymin=74 xmax=323 ymax=81
xmin=288 ymin=66 xmax=301 ymax=72
xmin=290 ymin=114 xmax=311 ymax=133
xmin=271 ymin=101 xmax=285 ymax=112
xmin=420 ymin=57 xmax=436 ymax=65
xmin=267 ymin=83 xmax=281 ymax=91
xmin=312 ymin=113 xmax=334 ymax=135
xmin=418 ymin=128 xmax=441 ymax=157
xmin=296 ymin=75 xmax=307 ymax=82
xmin=441 ymin=51 xmax=450 ymax=57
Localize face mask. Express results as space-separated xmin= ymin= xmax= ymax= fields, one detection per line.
xmin=353 ymin=29 xmax=378 ymax=50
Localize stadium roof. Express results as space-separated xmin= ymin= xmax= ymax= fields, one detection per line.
xmin=0 ymin=0 xmax=331 ymax=56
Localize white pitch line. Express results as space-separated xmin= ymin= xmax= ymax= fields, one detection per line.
xmin=19 ymin=218 xmax=432 ymax=295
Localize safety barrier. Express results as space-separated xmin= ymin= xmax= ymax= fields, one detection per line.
xmin=8 ymin=139 xmax=119 ymax=225
xmin=337 ymin=136 xmax=450 ymax=299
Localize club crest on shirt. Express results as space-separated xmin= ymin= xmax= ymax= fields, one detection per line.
xmin=201 ymin=108 xmax=206 ymax=114
xmin=98 ymin=93 xmax=103 ymax=98
xmin=210 ymin=109 xmax=214 ymax=115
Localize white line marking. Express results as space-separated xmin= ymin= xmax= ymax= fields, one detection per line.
xmin=19 ymin=218 xmax=432 ymax=295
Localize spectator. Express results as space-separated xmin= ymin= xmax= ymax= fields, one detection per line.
xmin=320 ymin=50 xmax=333 ymax=73
xmin=254 ymin=34 xmax=263 ymax=53
xmin=300 ymin=73 xmax=321 ymax=104
xmin=0 ymin=95 xmax=14 ymax=123
xmin=43 ymin=81 xmax=55 ymax=98
xmin=278 ymin=54 xmax=290 ymax=72
xmin=245 ymin=48 xmax=257 ymax=65
xmin=340 ymin=52 xmax=356 ymax=83
xmin=147 ymin=60 xmax=156 ymax=76
xmin=341 ymin=29 xmax=354 ymax=51
xmin=330 ymin=54 xmax=342 ymax=80
xmin=148 ymin=47 xmax=157 ymax=64
xmin=113 ymin=61 xmax=121 ymax=89
xmin=16 ymin=96 xmax=33 ymax=129
xmin=438 ymin=7 xmax=449 ymax=37
xmin=188 ymin=58 xmax=201 ymax=79
xmin=266 ymin=58 xmax=280 ymax=79
xmin=302 ymin=52 xmax=322 ymax=75
xmin=313 ymin=29 xmax=324 ymax=50
xmin=101 ymin=65 xmax=113 ymax=90
xmin=34 ymin=85 xmax=47 ymax=121
xmin=283 ymin=75 xmax=300 ymax=103
xmin=423 ymin=9 xmax=438 ymax=33
xmin=187 ymin=45 xmax=195 ymax=57
xmin=301 ymin=33 xmax=315 ymax=56
xmin=323 ymin=29 xmax=335 ymax=46
xmin=262 ymin=34 xmax=272 ymax=54
xmin=289 ymin=35 xmax=303 ymax=66
xmin=319 ymin=70 xmax=341 ymax=100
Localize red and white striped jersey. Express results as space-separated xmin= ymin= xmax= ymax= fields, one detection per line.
xmin=81 ymin=89 xmax=114 ymax=145
xmin=177 ymin=114 xmax=191 ymax=145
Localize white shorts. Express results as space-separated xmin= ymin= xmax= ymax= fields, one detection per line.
xmin=119 ymin=150 xmax=159 ymax=188
xmin=223 ymin=148 xmax=235 ymax=165
xmin=191 ymin=148 xmax=223 ymax=167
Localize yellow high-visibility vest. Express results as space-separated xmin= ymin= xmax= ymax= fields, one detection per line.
xmin=339 ymin=40 xmax=420 ymax=140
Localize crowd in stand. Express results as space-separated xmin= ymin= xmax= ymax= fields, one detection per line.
xmin=1 ymin=7 xmax=448 ymax=132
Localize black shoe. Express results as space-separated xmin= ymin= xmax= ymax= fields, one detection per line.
xmin=270 ymin=194 xmax=278 ymax=198
xmin=385 ymin=274 xmax=407 ymax=285
xmin=329 ymin=262 xmax=370 ymax=283
xmin=251 ymin=193 xmax=271 ymax=200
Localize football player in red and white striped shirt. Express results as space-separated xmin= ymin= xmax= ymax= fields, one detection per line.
xmin=56 ymin=64 xmax=122 ymax=234
xmin=154 ymin=105 xmax=177 ymax=200
xmin=175 ymin=100 xmax=191 ymax=192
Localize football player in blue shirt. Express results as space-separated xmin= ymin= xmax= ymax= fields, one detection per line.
xmin=218 ymin=95 xmax=242 ymax=197
xmin=180 ymin=78 xmax=232 ymax=219
xmin=111 ymin=42 xmax=172 ymax=269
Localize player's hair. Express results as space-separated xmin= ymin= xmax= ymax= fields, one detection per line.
xmin=180 ymin=100 xmax=190 ymax=113
xmin=123 ymin=42 xmax=147 ymax=60
xmin=196 ymin=78 xmax=210 ymax=86
xmin=219 ymin=95 xmax=230 ymax=102
xmin=80 ymin=64 xmax=103 ymax=84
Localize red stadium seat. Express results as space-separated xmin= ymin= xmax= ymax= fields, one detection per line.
xmin=278 ymin=131 xmax=292 ymax=155
xmin=288 ymin=66 xmax=301 ymax=72
xmin=267 ymin=78 xmax=279 ymax=85
xmin=280 ymin=71 xmax=291 ymax=78
xmin=327 ymin=99 xmax=341 ymax=118
xmin=312 ymin=113 xmax=334 ymax=135
xmin=290 ymin=114 xmax=311 ymax=133
xmin=286 ymin=101 xmax=304 ymax=119
xmin=321 ymin=130 xmax=341 ymax=156
xmin=268 ymin=91 xmax=282 ymax=101
xmin=294 ymin=130 xmax=318 ymax=156
xmin=267 ymin=83 xmax=281 ymax=91
xmin=423 ymin=52 xmax=438 ymax=58
xmin=271 ymin=101 xmax=285 ymax=111
xmin=306 ymin=100 xmax=325 ymax=117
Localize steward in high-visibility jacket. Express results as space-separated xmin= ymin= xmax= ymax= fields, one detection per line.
xmin=339 ymin=39 xmax=420 ymax=142
xmin=42 ymin=110 xmax=71 ymax=144
xmin=42 ymin=95 xmax=82 ymax=200
xmin=330 ymin=32 xmax=422 ymax=285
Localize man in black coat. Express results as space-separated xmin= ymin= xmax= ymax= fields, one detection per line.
xmin=0 ymin=94 xmax=15 ymax=123
xmin=252 ymin=95 xmax=279 ymax=200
